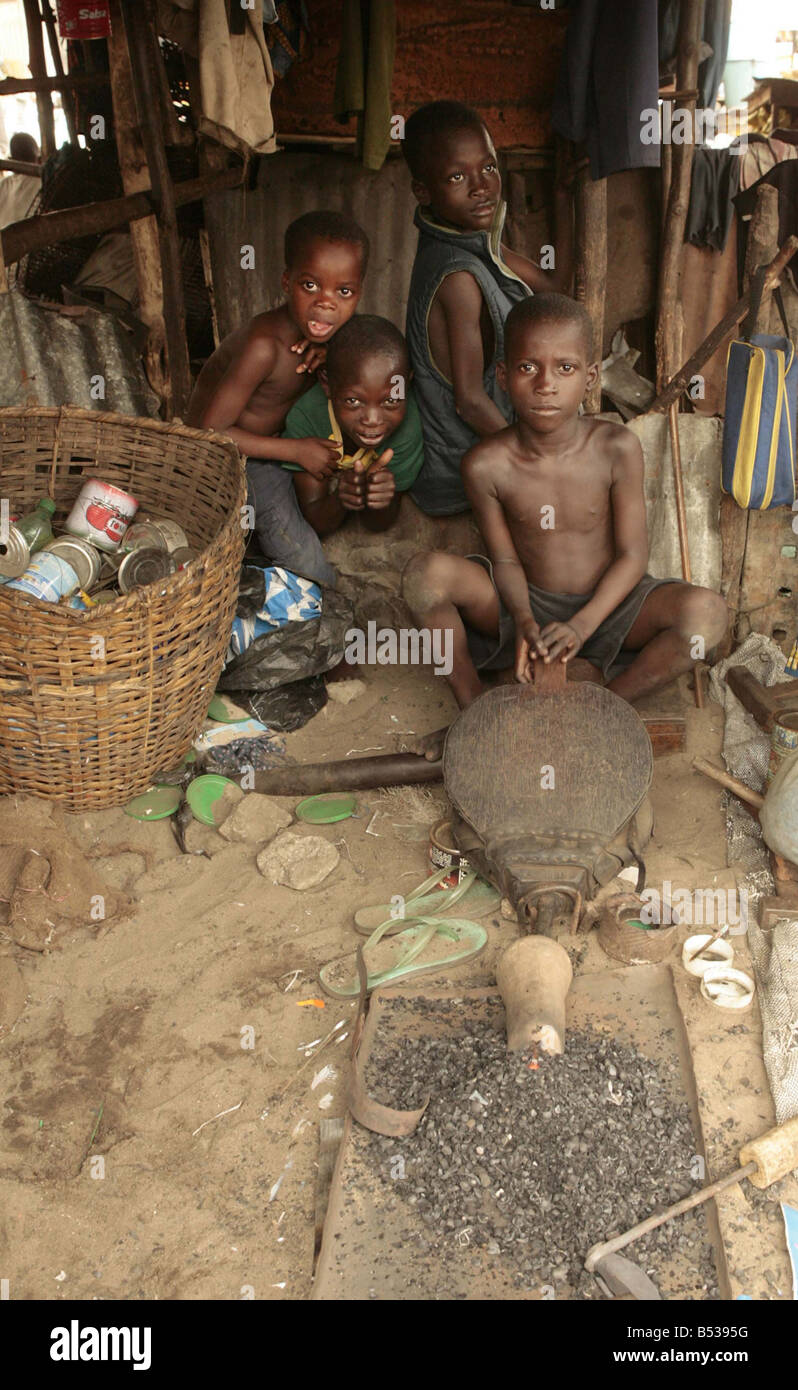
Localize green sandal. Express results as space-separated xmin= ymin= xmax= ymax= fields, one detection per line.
xmin=353 ymin=868 xmax=500 ymax=935
xmin=319 ymin=913 xmax=488 ymax=999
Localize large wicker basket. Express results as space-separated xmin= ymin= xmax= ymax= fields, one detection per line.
xmin=0 ymin=406 xmax=246 ymax=809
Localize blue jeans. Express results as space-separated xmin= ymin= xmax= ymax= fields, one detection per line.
xmin=245 ymin=460 xmax=337 ymax=588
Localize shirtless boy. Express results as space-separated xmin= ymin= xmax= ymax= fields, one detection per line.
xmin=187 ymin=210 xmax=369 ymax=584
xmin=403 ymin=294 xmax=727 ymax=750
xmin=403 ymin=101 xmax=569 ymax=516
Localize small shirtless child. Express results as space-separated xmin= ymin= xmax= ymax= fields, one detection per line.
xmin=281 ymin=315 xmax=424 ymax=540
xmin=404 ymin=294 xmax=727 ymax=750
xmin=187 ymin=210 xmax=369 ymax=585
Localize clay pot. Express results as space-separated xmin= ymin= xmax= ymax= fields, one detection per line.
xmin=495 ymin=936 xmax=573 ymax=1054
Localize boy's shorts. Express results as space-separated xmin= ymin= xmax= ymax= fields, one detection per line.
xmin=246 ymin=459 xmax=336 ymax=588
xmin=464 ymin=555 xmax=676 ymax=682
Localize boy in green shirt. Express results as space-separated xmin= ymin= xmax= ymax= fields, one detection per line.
xmin=280 ymin=316 xmax=424 ymax=549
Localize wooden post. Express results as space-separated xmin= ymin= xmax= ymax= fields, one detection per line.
xmin=41 ymin=0 xmax=78 ymax=146
xmin=107 ymin=0 xmax=168 ymax=409
xmin=121 ymin=0 xmax=192 ymax=418
xmin=655 ymin=0 xmax=704 ymax=389
xmin=574 ymin=166 xmax=607 ymax=413
xmin=743 ymin=185 xmax=781 ymax=334
xmin=23 ymin=0 xmax=56 ymax=159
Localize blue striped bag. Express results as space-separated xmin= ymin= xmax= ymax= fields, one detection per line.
xmin=722 ymin=282 xmax=796 ymax=509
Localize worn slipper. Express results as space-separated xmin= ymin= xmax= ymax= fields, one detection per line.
xmin=319 ymin=914 xmax=488 ymax=998
xmin=353 ymin=868 xmax=500 ymax=935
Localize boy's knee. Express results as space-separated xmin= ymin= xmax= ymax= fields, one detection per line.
xmin=402 ymin=549 xmax=454 ymax=611
xmin=679 ymin=587 xmax=728 ymax=650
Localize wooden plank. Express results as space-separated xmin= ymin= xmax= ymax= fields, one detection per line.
xmin=121 ymin=0 xmax=192 ymax=417
xmin=313 ymin=1117 xmax=345 ymax=1267
xmin=642 ymin=717 xmax=686 ymax=757
xmin=726 ymin=669 xmax=798 ymax=731
xmin=654 ymin=0 xmax=703 ymax=387
xmin=107 ymin=0 xmax=168 ymax=409
xmin=41 ymin=0 xmax=78 ymax=146
xmin=649 ymin=237 xmax=798 ymax=414
xmin=22 ymin=0 xmax=56 ymax=159
xmin=0 ymin=165 xmax=244 ymax=267
xmin=0 ymin=73 xmax=108 ymax=95
xmin=759 ymin=894 xmax=798 ymax=928
xmin=574 ymin=167 xmax=607 ymax=412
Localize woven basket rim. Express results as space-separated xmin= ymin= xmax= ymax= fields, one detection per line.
xmin=0 ymin=403 xmax=245 ymax=458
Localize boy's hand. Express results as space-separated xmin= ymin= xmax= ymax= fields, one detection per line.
xmin=539 ymin=620 xmax=586 ymax=664
xmin=515 ymin=615 xmax=547 ymax=683
xmin=365 ymin=449 xmax=395 ymax=509
xmin=293 ymin=436 xmax=342 ymax=478
xmin=339 ymin=458 xmax=367 ymax=511
xmin=290 ymin=338 xmax=327 ymax=375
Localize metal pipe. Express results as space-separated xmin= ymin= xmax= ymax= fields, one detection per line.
xmin=252 ymin=752 xmax=444 ymax=796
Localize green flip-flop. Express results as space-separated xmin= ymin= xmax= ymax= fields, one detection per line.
xmin=353 ymin=868 xmax=500 ymax=935
xmin=319 ymin=914 xmax=488 ymax=999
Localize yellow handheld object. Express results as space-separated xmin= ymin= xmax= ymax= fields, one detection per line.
xmin=327 ymin=401 xmax=379 ymax=473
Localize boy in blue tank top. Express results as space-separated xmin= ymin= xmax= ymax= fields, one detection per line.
xmin=403 ymin=101 xmax=563 ymax=517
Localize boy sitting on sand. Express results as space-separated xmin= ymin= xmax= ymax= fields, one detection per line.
xmin=403 ymin=294 xmax=727 ymax=755
xmin=402 ymin=101 xmax=567 ymax=518
xmin=280 ymin=315 xmax=424 ymax=541
xmin=187 ymin=210 xmax=369 ymax=585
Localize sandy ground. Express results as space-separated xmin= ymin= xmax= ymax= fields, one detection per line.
xmin=0 ymin=659 xmax=795 ymax=1302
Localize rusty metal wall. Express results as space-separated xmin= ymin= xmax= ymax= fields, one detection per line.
xmin=204 ymin=151 xmax=418 ymax=339
xmin=272 ymin=0 xmax=567 ymax=149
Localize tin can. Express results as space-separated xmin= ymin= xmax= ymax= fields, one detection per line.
xmin=55 ymin=1 xmax=111 ymax=41
xmin=45 ymin=537 xmax=102 ymax=591
xmin=429 ymin=818 xmax=469 ymax=889
xmin=172 ymin=546 xmax=198 ymax=567
xmin=121 ymin=521 xmax=168 ymax=554
xmin=6 ymin=552 xmax=80 ymax=602
xmin=64 ymin=478 xmax=138 ymax=553
xmin=118 ymin=548 xmax=177 ymax=594
xmin=767 ymin=710 xmax=798 ymax=783
xmin=150 ymin=517 xmax=189 ymax=553
xmin=0 ymin=523 xmax=31 ymax=581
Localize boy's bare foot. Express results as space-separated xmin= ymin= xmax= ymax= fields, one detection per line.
xmin=403 ymin=726 xmax=449 ymax=762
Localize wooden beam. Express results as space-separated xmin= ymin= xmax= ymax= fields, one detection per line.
xmin=0 ymin=159 xmax=42 ymax=176
xmin=107 ymin=0 xmax=168 ymax=409
xmin=0 ymin=73 xmax=108 ymax=95
xmin=121 ymin=0 xmax=192 ymax=417
xmin=654 ymin=0 xmax=704 ymax=388
xmin=0 ymin=165 xmax=245 ymax=266
xmin=41 ymin=0 xmax=78 ymax=146
xmin=649 ymin=235 xmax=798 ymax=414
xmin=23 ymin=0 xmax=56 ymax=159
xmin=574 ymin=166 xmax=607 ymax=412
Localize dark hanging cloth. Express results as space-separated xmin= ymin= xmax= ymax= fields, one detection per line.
xmin=659 ymin=0 xmax=733 ymax=111
xmin=685 ymin=146 xmax=741 ymax=252
xmin=734 ymin=161 xmax=798 ymax=289
xmin=552 ymin=0 xmax=661 ymax=180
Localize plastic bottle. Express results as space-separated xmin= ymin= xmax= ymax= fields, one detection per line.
xmin=15 ymin=498 xmax=56 ymax=554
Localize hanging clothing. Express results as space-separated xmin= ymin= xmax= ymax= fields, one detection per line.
xmin=552 ymin=0 xmax=661 ymax=180
xmin=685 ymin=146 xmax=740 ymax=252
xmin=265 ymin=1 xmax=310 ymax=79
xmin=334 ymin=0 xmax=396 ymax=173
xmin=157 ymin=0 xmax=276 ymax=156
xmin=659 ymin=0 xmax=733 ymax=112
xmin=405 ymin=203 xmax=530 ymax=518
xmin=738 ymin=134 xmax=798 ymax=193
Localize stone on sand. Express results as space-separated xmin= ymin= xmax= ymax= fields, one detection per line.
xmin=218 ymin=793 xmax=293 ymax=845
xmin=326 ymin=678 xmax=367 ymax=705
xmin=257 ymin=831 xmax=339 ymax=890
xmin=211 ymin=782 xmax=244 ymax=827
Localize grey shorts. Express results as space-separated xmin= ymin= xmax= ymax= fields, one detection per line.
xmin=246 ymin=459 xmax=336 ymax=588
xmin=464 ymin=555 xmax=676 ymax=682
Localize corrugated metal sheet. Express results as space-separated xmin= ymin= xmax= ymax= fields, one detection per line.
xmin=0 ymin=291 xmax=160 ymax=416
xmin=204 ymin=150 xmax=417 ymax=338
